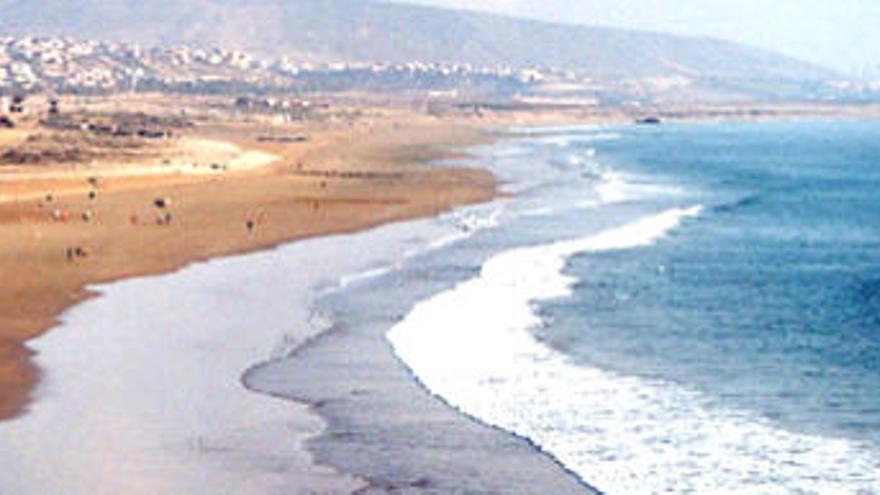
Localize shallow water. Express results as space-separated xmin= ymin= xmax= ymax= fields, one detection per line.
xmin=5 ymin=119 xmax=879 ymax=495
xmin=376 ymin=121 xmax=880 ymax=494
xmin=0 ymin=218 xmax=459 ymax=494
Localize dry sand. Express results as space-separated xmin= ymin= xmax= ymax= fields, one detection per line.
xmin=0 ymin=113 xmax=496 ymax=420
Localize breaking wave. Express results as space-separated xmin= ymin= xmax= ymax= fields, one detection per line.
xmin=387 ymin=206 xmax=880 ymax=494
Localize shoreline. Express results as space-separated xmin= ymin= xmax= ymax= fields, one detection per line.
xmin=0 ymin=113 xmax=515 ymax=494
xmin=243 ymin=241 xmax=600 ymax=493
xmin=241 ymin=127 xmax=602 ymax=494
xmin=0 ymin=112 xmax=497 ymax=421
xmin=0 ymin=111 xmax=601 ymax=494
xmin=5 ymin=104 xmax=880 ymax=493
xmin=0 ymin=221 xmax=453 ymax=493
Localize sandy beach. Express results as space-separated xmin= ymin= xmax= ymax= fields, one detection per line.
xmin=4 ymin=4 xmax=880 ymax=493
xmin=5 ymin=96 xmax=879 ymax=493
xmin=3 ymin=97 xmax=572 ymax=493
xmin=0 ymin=99 xmax=496 ymax=421
xmin=0 ymin=92 xmax=617 ymax=493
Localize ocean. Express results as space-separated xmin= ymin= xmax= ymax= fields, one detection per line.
xmin=330 ymin=120 xmax=880 ymax=494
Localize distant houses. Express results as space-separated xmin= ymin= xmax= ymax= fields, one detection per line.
xmin=233 ymin=96 xmax=324 ymax=122
xmin=0 ymin=35 xmax=550 ymax=99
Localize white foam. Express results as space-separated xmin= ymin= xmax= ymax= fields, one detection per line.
xmin=331 ymin=205 xmax=508 ymax=294
xmin=337 ymin=265 xmax=397 ymax=289
xmin=593 ymin=172 xmax=684 ymax=206
xmin=387 ymin=207 xmax=880 ymax=494
xmin=455 ymin=207 xmax=505 ymax=233
xmin=537 ymin=132 xmax=622 ymax=148
xmin=555 ymin=149 xmax=598 ymax=168
xmin=413 ymin=205 xmax=506 ymax=255
xmin=508 ymin=124 xmax=606 ymax=136
xmin=596 ymin=173 xmax=630 ymax=204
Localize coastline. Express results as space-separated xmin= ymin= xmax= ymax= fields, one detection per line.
xmin=7 ymin=104 xmax=880 ymax=493
xmin=243 ymin=234 xmax=599 ymax=493
xmin=0 ymin=116 xmax=603 ymax=494
xmin=0 ymin=220 xmax=466 ymax=493
xmin=336 ymin=118 xmax=880 ymax=493
xmin=242 ymin=126 xmax=604 ymax=493
xmin=0 ymin=111 xmax=496 ymax=420
xmin=0 ymin=113 xmax=514 ymax=493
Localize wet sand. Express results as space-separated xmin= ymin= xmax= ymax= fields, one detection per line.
xmin=0 ymin=121 xmax=596 ymax=493
xmin=0 ymin=207 xmax=596 ymax=494
xmin=245 ymin=256 xmax=598 ymax=493
xmin=6 ymin=99 xmax=867 ymax=492
xmin=0 ymin=113 xmax=494 ymax=420
xmin=0 ymin=237 xmax=370 ymax=494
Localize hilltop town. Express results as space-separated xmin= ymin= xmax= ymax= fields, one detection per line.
xmin=2 ymin=35 xmax=878 ymax=105
xmin=0 ymin=35 xmax=542 ymax=98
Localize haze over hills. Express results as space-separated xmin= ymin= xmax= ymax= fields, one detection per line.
xmin=0 ymin=0 xmax=836 ymax=83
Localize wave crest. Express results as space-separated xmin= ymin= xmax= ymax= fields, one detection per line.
xmin=387 ymin=206 xmax=880 ymax=494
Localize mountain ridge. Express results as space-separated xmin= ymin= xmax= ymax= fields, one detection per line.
xmin=0 ymin=0 xmax=836 ymax=84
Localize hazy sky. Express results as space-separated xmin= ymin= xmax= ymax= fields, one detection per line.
xmin=394 ymin=0 xmax=880 ymax=75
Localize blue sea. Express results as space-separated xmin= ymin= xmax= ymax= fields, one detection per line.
xmin=344 ymin=120 xmax=880 ymax=494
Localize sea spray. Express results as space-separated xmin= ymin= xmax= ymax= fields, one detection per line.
xmin=387 ymin=206 xmax=880 ymax=494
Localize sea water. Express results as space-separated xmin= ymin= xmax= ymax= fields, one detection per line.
xmin=352 ymin=120 xmax=880 ymax=494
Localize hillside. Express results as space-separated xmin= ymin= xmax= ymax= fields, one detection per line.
xmin=0 ymin=0 xmax=835 ymax=83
